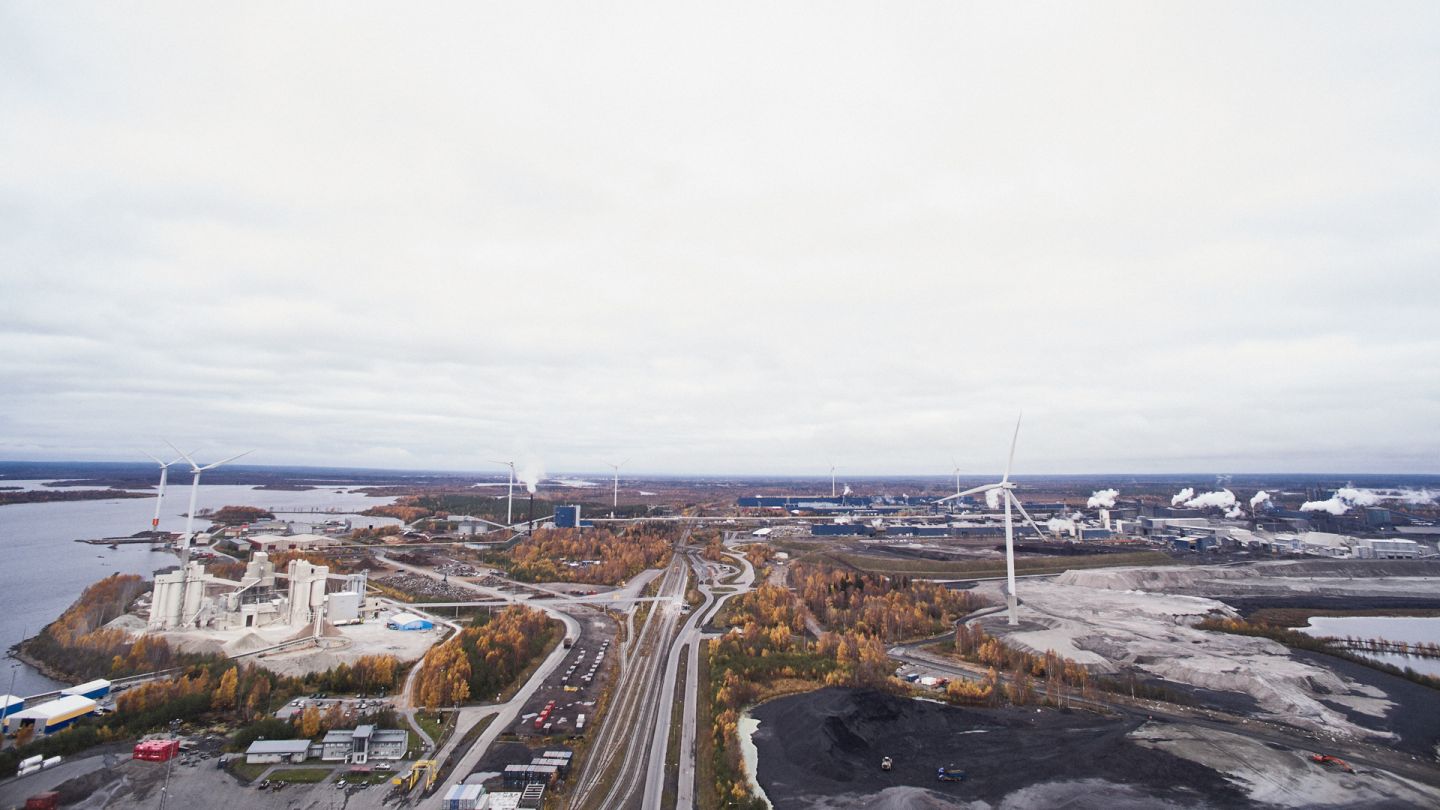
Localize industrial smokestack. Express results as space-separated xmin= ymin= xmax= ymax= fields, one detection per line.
xmin=528 ymin=491 xmax=535 ymax=531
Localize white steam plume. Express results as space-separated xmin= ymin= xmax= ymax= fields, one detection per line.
xmin=1249 ymin=491 xmax=1271 ymax=509
xmin=1171 ymin=488 xmax=1195 ymax=506
xmin=985 ymin=488 xmax=1001 ymax=509
xmin=1046 ymin=518 xmax=1075 ymax=535
xmin=843 ymin=484 xmax=852 ymax=496
xmin=517 ymin=459 xmax=545 ymax=494
xmin=1087 ymin=489 xmax=1119 ymax=509
xmin=1301 ymin=487 xmax=1383 ymax=515
xmin=1185 ymin=489 xmax=1237 ymax=510
xmin=1225 ymin=504 xmax=1245 ymax=519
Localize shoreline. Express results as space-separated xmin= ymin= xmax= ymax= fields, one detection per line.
xmin=7 ymin=639 xmax=76 ymax=690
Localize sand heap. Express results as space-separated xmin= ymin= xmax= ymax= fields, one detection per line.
xmin=996 ymin=579 xmax=1395 ymax=741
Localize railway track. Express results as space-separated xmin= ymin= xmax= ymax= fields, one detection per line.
xmin=569 ymin=532 xmax=692 ymax=809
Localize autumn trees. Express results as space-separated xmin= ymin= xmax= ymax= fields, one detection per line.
xmin=412 ymin=606 xmax=554 ymax=710
xmin=505 ymin=525 xmax=673 ymax=585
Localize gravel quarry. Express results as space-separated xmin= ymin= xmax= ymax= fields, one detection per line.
xmin=981 ymin=561 xmax=1440 ymax=743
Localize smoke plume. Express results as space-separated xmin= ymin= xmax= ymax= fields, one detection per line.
xmin=1184 ymin=489 xmax=1237 ymax=510
xmin=985 ymin=488 xmax=1002 ymax=509
xmin=517 ymin=460 xmax=545 ymax=494
xmin=1301 ymin=487 xmax=1382 ymax=515
xmin=1087 ymin=489 xmax=1119 ymax=509
xmin=1171 ymin=488 xmax=1195 ymax=506
xmin=1249 ymin=491 xmax=1271 ymax=509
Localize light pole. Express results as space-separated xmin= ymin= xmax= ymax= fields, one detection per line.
xmin=158 ymin=718 xmax=181 ymax=810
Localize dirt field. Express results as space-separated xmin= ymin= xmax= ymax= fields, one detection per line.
xmin=750 ymin=688 xmax=1250 ymax=809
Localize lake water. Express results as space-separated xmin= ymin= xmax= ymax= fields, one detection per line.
xmin=0 ymin=483 xmax=394 ymax=696
xmin=1301 ymin=615 xmax=1440 ymax=679
xmin=739 ymin=712 xmax=774 ymax=808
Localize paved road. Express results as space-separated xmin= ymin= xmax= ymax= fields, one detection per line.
xmin=376 ymin=553 xmax=582 ymax=800
xmin=569 ymin=532 xmax=693 ymax=810
xmin=670 ymin=543 xmax=757 ymax=810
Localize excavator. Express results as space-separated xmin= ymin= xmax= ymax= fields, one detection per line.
xmin=1310 ymin=754 xmax=1354 ymax=773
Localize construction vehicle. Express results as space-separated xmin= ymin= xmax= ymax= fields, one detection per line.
xmin=881 ymin=756 xmax=893 ymax=771
xmin=392 ymin=759 xmax=439 ymax=791
xmin=1310 ymin=754 xmax=1354 ymax=773
xmin=937 ymin=766 xmax=966 ymax=782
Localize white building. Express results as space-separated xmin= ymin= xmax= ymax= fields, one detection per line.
xmin=1354 ymin=538 xmax=1422 ymax=559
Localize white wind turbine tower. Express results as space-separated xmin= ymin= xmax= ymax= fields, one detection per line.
xmin=143 ymin=449 xmax=188 ymax=532
xmin=489 ymin=460 xmax=516 ymax=525
xmin=950 ymin=458 xmax=963 ymax=501
xmin=168 ymin=443 xmax=253 ymax=549
xmin=830 ymin=464 xmax=838 ymax=498
xmin=936 ymin=415 xmax=1046 ymax=625
xmin=606 ymin=458 xmax=628 ymax=518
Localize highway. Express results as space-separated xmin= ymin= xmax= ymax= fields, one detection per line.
xmin=669 ymin=540 xmax=757 ymax=810
xmin=568 ymin=528 xmax=694 ymax=810
xmin=376 ymin=552 xmax=582 ymax=799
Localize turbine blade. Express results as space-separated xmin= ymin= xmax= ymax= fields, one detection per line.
xmin=937 ymin=482 xmax=1002 ymax=502
xmin=166 ymin=441 xmax=201 ymax=471
xmin=1008 ymin=491 xmax=1047 ymax=540
xmin=201 ymin=449 xmax=253 ymax=470
xmin=143 ymin=451 xmax=164 ymax=466
xmin=1002 ymin=412 xmax=1022 ymax=483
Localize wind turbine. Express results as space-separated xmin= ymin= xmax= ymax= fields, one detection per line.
xmin=142 ymin=449 xmax=189 ymax=531
xmin=167 ymin=443 xmax=253 ymax=549
xmin=936 ymin=415 xmax=1046 ymax=625
xmin=830 ymin=464 xmax=838 ymax=498
xmin=606 ymin=458 xmax=628 ymax=518
xmin=489 ymin=460 xmax=516 ymax=525
xmin=950 ymin=458 xmax=962 ymax=500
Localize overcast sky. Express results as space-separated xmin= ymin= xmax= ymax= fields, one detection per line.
xmin=1 ymin=2 xmax=1437 ymax=476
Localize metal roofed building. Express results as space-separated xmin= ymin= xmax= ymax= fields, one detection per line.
xmin=3 ymin=695 xmax=98 ymax=736
xmin=386 ymin=612 xmax=434 ymax=631
xmin=244 ymin=739 xmax=313 ymax=764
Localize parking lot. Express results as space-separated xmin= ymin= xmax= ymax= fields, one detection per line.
xmin=511 ymin=612 xmax=617 ymax=741
xmin=274 ymin=695 xmax=394 ymax=721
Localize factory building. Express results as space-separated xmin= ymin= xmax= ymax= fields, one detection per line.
xmin=320 ymin=725 xmax=408 ymax=763
xmin=147 ymin=553 xmax=373 ymax=632
xmin=555 ymin=505 xmax=592 ymax=529
xmin=3 ymin=695 xmax=97 ymax=737
xmin=1354 ymin=538 xmax=1422 ymax=559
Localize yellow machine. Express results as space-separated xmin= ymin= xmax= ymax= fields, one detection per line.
xmin=392 ymin=759 xmax=439 ymax=791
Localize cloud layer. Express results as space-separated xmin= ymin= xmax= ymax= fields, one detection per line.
xmin=1 ymin=4 xmax=1438 ymax=474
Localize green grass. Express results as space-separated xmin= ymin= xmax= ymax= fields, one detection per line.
xmin=229 ymin=761 xmax=270 ymax=782
xmin=826 ymin=550 xmax=1173 ymax=577
xmin=415 ymin=712 xmax=445 ymax=745
xmin=268 ymin=766 xmax=336 ymax=783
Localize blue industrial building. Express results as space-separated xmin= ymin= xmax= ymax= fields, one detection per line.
xmin=62 ymin=679 xmax=111 ymax=701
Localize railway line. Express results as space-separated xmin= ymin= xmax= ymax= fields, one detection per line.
xmin=568 ymin=529 xmax=693 ymax=810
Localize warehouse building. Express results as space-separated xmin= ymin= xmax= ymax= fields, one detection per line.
xmin=386 ymin=612 xmax=434 ymax=631
xmin=62 ymin=679 xmax=112 ymax=701
xmin=244 ymin=739 xmax=314 ymax=764
xmin=1 ymin=694 xmax=23 ymax=721
xmin=2 ymin=695 xmax=97 ymax=737
xmin=246 ymin=533 xmax=340 ymax=553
